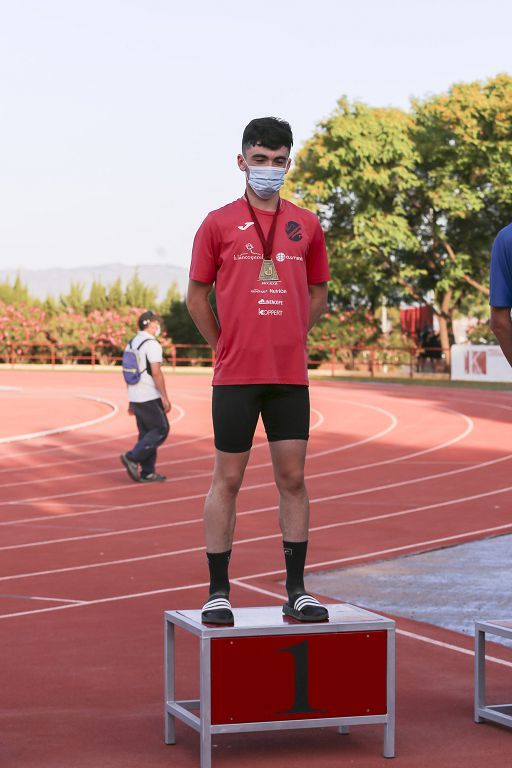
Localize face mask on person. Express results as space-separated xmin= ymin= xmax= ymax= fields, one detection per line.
xmin=244 ymin=159 xmax=287 ymax=199
xmin=154 ymin=324 xmax=161 ymax=337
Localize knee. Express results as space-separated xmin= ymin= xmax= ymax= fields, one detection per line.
xmin=213 ymin=471 xmax=244 ymax=498
xmin=275 ymin=469 xmax=305 ymax=496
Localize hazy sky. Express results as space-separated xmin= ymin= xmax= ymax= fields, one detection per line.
xmin=1 ymin=0 xmax=511 ymax=273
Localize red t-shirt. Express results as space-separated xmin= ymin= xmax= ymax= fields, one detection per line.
xmin=190 ymin=196 xmax=330 ymax=385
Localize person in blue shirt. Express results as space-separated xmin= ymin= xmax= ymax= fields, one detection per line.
xmin=490 ymin=223 xmax=512 ymax=366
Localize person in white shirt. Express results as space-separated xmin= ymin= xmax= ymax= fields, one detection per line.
xmin=120 ymin=310 xmax=171 ymax=483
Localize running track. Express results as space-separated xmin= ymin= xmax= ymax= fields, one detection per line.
xmin=1 ymin=369 xmax=512 ymax=768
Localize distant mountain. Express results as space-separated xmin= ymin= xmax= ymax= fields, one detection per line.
xmin=0 ymin=263 xmax=189 ymax=301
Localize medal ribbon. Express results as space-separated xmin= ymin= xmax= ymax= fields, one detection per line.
xmin=244 ymin=192 xmax=280 ymax=261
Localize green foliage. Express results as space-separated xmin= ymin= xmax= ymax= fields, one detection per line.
xmin=286 ymin=75 xmax=512 ymax=350
xmin=125 ymin=270 xmax=157 ymax=308
xmin=285 ymin=99 xmax=420 ymax=309
xmin=85 ymin=280 xmax=108 ymax=313
xmin=163 ymin=289 xmax=216 ymax=346
xmin=466 ymin=321 xmax=497 ymax=345
xmin=0 ymin=274 xmax=34 ymax=305
xmin=158 ymin=281 xmax=181 ymax=316
xmin=59 ymin=282 xmax=85 ymax=312
xmin=107 ymin=278 xmax=125 ymax=309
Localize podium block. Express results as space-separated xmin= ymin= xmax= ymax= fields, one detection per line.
xmin=475 ymin=619 xmax=512 ymax=728
xmin=165 ymin=604 xmax=395 ymax=767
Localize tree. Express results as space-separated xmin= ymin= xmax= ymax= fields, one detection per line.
xmin=0 ymin=274 xmax=34 ymax=304
xmin=59 ymin=282 xmax=85 ymax=313
xmin=286 ymin=75 xmax=512 ymax=358
xmin=125 ymin=270 xmax=157 ymax=308
xmin=107 ymin=278 xmax=125 ymax=309
xmin=285 ymin=99 xmax=420 ymax=318
xmin=86 ymin=280 xmax=108 ymax=313
xmin=158 ymin=281 xmax=181 ymax=316
xmin=409 ymin=74 xmax=512 ymax=352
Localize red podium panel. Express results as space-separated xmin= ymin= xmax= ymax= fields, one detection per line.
xmin=211 ymin=631 xmax=387 ymax=724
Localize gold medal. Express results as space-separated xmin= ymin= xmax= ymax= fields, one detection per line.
xmin=244 ymin=193 xmax=282 ymax=284
xmin=258 ymin=258 xmax=279 ymax=281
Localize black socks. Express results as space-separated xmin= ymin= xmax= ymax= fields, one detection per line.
xmin=283 ymin=540 xmax=308 ymax=601
xmin=206 ymin=550 xmax=231 ymax=596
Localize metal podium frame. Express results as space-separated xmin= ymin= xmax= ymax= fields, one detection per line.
xmin=164 ymin=603 xmax=395 ymax=766
xmin=475 ymin=619 xmax=512 ymax=728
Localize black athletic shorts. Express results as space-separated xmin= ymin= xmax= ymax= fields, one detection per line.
xmin=212 ymin=384 xmax=310 ymax=453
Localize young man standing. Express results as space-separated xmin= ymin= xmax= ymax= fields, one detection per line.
xmin=187 ymin=117 xmax=330 ymax=624
xmin=120 ymin=310 xmax=171 ymax=483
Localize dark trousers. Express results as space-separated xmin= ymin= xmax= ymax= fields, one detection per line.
xmin=127 ymin=398 xmax=169 ymax=476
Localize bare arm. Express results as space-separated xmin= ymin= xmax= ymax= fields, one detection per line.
xmin=308 ymin=282 xmax=328 ymax=330
xmin=186 ymin=279 xmax=219 ymax=350
xmin=150 ymin=362 xmax=171 ymax=412
xmin=490 ymin=306 xmax=512 ymax=367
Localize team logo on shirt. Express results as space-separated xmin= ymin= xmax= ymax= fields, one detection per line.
xmin=286 ymin=220 xmax=303 ymax=241
xmin=275 ymin=251 xmax=304 ymax=262
xmin=237 ymin=221 xmax=254 ymax=231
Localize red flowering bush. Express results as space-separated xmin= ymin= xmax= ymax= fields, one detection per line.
xmin=0 ymin=302 xmax=173 ymax=364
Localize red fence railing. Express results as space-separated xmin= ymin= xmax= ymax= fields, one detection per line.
xmin=0 ymin=343 xmax=450 ymax=376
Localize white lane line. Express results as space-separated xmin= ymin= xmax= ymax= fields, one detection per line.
xmin=0 ymin=395 xmax=119 ymax=444
xmin=0 ymin=405 xmax=325 ymax=488
xmin=0 ymin=581 xmax=210 ymax=620
xmin=0 ymin=403 xmax=393 ymax=527
xmin=2 ymin=486 xmax=512 ymax=580
xmin=0 ymin=418 xmax=495 ymax=530
xmin=2 ymin=397 xmax=188 ymax=460
xmin=230 ymin=580 xmax=512 ymax=670
xmin=0 ymin=595 xmax=89 ymax=604
xmin=236 ymin=521 xmax=512 ymax=580
xmin=0 ymin=402 xmax=185 ymax=462
xmin=1 ymin=569 xmax=512 ymax=673
xmin=0 ymin=428 xmax=211 ymax=477
xmin=395 ymin=628 xmax=512 ymax=669
xmin=0 ymin=401 xmax=398 ymax=506
xmin=4 ymin=477 xmax=512 ymax=558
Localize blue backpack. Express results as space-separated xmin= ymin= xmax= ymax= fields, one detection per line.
xmin=122 ymin=338 xmax=152 ymax=385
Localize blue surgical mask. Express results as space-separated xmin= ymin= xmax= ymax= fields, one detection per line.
xmin=154 ymin=324 xmax=161 ymax=337
xmin=244 ymin=160 xmax=286 ymax=199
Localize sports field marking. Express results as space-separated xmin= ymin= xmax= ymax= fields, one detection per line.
xmin=1 ymin=560 xmax=512 ymax=675
xmin=0 ymin=407 xmax=322 ymax=490
xmin=2 ymin=485 xmax=512 ymax=579
xmin=0 ymin=412 xmax=490 ymax=527
xmin=0 ymin=410 xmax=471 ymax=516
xmin=237 ymin=521 xmax=512 ymax=579
xmin=230 ymin=580 xmax=512 ymax=670
xmin=394 ymin=628 xmax=512 ymax=669
xmin=0 ymin=401 xmax=403 ymax=506
xmin=0 ymin=581 xmax=210 ymax=620
xmin=0 ymin=395 xmax=119 ymax=444
xmin=3 ymin=402 xmax=186 ymax=462
xmin=0 ymin=406 xmax=323 ymax=487
xmin=0 ymin=430 xmax=214 ymax=477
xmin=0 ymin=594 xmax=89 ymax=604
xmin=2 ymin=480 xmax=510 ymax=566
xmin=0 ymin=401 xmax=374 ymax=490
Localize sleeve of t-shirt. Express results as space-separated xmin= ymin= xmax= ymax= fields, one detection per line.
xmin=305 ymin=215 xmax=330 ymax=285
xmin=144 ymin=339 xmax=163 ymax=365
xmin=189 ymin=214 xmax=219 ymax=284
xmin=490 ymin=229 xmax=512 ymax=307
